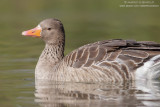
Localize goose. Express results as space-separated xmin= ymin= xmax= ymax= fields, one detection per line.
xmin=22 ymin=18 xmax=160 ymax=82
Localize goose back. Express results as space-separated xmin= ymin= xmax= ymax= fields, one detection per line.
xmin=58 ymin=39 xmax=160 ymax=82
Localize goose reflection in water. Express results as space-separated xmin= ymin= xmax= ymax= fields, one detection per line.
xmin=34 ymin=80 xmax=160 ymax=107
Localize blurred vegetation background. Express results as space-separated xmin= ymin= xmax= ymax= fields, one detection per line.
xmin=0 ymin=0 xmax=159 ymax=70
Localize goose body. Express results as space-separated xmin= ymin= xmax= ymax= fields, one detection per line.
xmin=22 ymin=18 xmax=160 ymax=82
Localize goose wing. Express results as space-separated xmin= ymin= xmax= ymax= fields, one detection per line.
xmin=65 ymin=39 xmax=160 ymax=68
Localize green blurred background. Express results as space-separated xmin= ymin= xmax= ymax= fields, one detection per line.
xmin=0 ymin=0 xmax=160 ymax=106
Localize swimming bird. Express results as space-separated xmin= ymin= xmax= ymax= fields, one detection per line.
xmin=22 ymin=18 xmax=160 ymax=82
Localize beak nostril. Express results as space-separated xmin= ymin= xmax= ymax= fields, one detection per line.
xmin=32 ymin=31 xmax=35 ymax=33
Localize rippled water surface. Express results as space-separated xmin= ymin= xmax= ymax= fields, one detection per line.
xmin=0 ymin=0 xmax=160 ymax=107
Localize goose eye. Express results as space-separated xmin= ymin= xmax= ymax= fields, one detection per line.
xmin=47 ymin=28 xmax=51 ymax=30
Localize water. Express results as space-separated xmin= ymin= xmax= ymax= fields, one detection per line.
xmin=0 ymin=0 xmax=160 ymax=107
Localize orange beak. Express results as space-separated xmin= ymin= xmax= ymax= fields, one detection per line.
xmin=22 ymin=25 xmax=42 ymax=37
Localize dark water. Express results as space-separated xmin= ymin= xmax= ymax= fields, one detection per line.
xmin=0 ymin=0 xmax=160 ymax=107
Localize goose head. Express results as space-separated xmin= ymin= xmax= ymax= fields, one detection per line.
xmin=22 ymin=18 xmax=65 ymax=45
